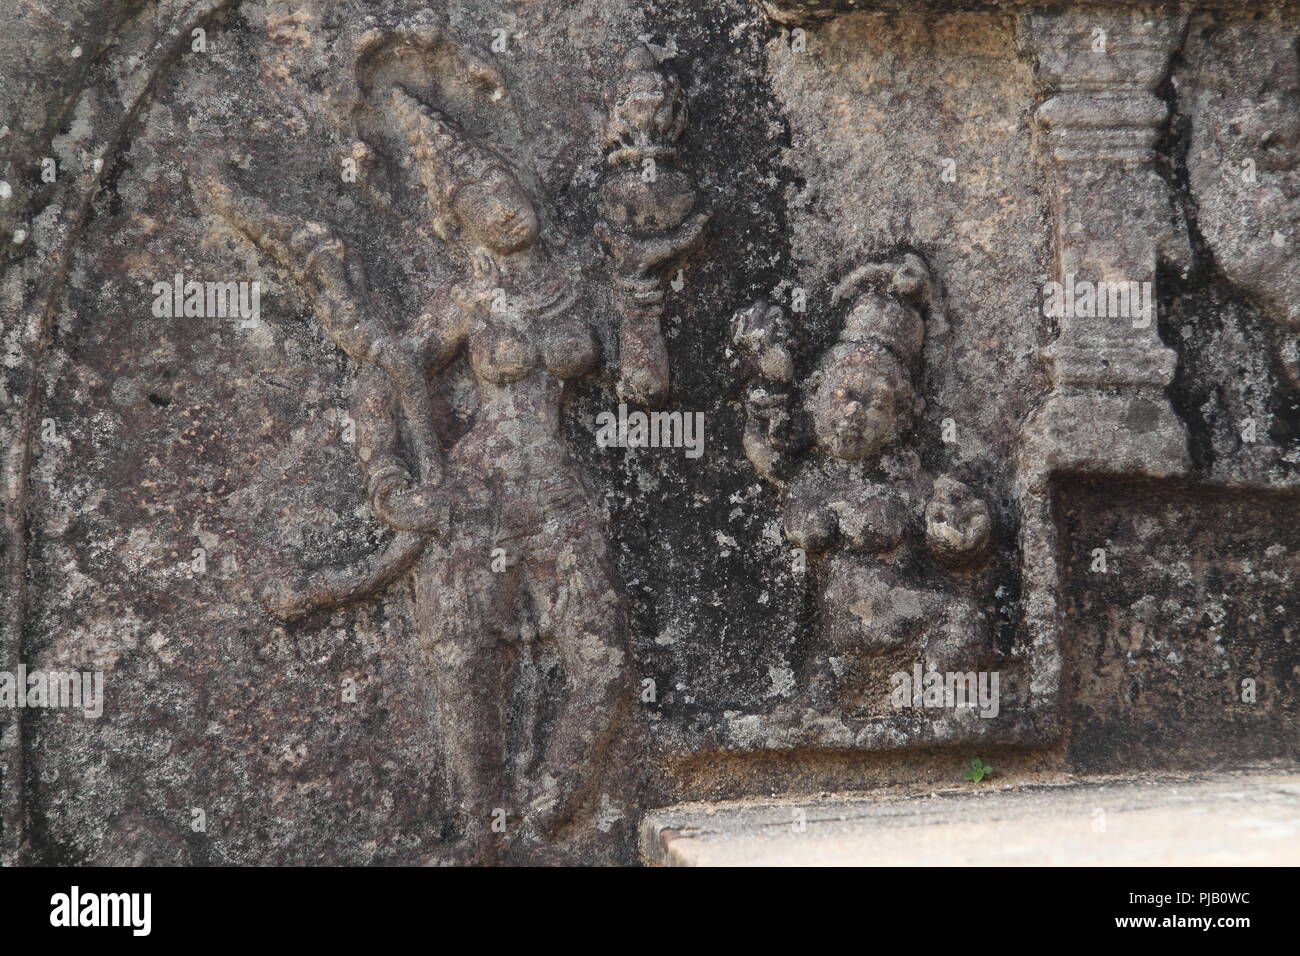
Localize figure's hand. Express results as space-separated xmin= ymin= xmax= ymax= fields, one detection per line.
xmin=925 ymin=475 xmax=992 ymax=565
xmin=745 ymin=385 xmax=792 ymax=436
xmin=748 ymin=383 xmax=796 ymax=444
xmin=617 ymin=358 xmax=670 ymax=408
xmin=617 ymin=315 xmax=671 ymax=408
xmin=259 ymin=571 xmax=319 ymax=621
xmin=368 ymin=334 xmax=422 ymax=388
xmin=365 ymin=335 xmax=446 ymax=487
xmin=596 ymin=212 xmax=707 ymax=276
xmin=742 ymin=384 xmax=808 ymax=483
xmin=742 ymin=415 xmax=782 ymax=482
xmin=372 ymin=479 xmax=448 ymax=534
xmin=732 ymin=301 xmax=793 ymax=384
xmin=741 ymin=389 xmax=786 ymax=480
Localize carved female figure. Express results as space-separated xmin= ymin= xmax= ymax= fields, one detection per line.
xmin=736 ymin=256 xmax=994 ymax=712
xmin=194 ymin=45 xmax=702 ymax=862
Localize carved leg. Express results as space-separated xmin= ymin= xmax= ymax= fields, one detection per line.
xmin=823 ymin=563 xmax=919 ymax=654
xmin=523 ymin=506 xmax=632 ymax=843
xmin=415 ymin=541 xmax=519 ymax=865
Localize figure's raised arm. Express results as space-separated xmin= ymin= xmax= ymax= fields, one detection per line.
xmin=732 ymin=300 xmax=803 ymax=485
xmin=411 ymin=293 xmax=471 ymax=377
xmin=191 ymin=162 xmax=384 ymax=363
xmin=189 ymin=161 xmax=443 ymax=486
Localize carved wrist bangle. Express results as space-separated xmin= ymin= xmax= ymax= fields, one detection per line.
xmin=367 ymin=463 xmax=409 ymax=499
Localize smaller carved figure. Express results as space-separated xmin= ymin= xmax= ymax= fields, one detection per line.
xmin=735 ymin=255 xmax=994 ymax=712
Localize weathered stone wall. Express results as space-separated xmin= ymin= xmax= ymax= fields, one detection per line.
xmin=2 ymin=0 xmax=1297 ymax=865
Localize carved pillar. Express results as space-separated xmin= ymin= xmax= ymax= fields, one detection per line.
xmin=1016 ymin=9 xmax=1190 ymax=725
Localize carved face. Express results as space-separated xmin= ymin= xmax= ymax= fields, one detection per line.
xmin=811 ymin=346 xmax=910 ymax=461
xmin=452 ymin=166 xmax=540 ymax=255
xmin=1185 ymin=27 xmax=1300 ymax=332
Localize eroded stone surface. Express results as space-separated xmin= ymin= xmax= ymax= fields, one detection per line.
xmin=1 ymin=0 xmax=1298 ymax=865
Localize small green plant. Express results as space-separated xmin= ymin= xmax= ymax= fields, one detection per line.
xmin=963 ymin=755 xmax=993 ymax=784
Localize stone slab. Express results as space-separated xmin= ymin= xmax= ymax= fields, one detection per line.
xmin=641 ymin=768 xmax=1300 ymax=866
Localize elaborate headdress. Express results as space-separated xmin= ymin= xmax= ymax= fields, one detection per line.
xmin=389 ymin=87 xmax=509 ymax=243
xmin=829 ymin=254 xmax=932 ymax=369
xmin=602 ymin=47 xmax=689 ymax=167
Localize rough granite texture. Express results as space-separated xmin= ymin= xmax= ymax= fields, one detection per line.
xmin=1 ymin=0 xmax=1297 ymax=865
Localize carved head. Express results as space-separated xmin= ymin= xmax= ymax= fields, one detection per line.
xmin=451 ymin=166 xmax=540 ymax=255
xmin=390 ymin=88 xmax=539 ymax=255
xmin=1181 ymin=23 xmax=1300 ymax=341
xmin=811 ymin=342 xmax=912 ymax=461
xmin=811 ymin=257 xmax=930 ymax=461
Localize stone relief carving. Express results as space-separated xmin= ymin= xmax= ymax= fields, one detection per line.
xmin=597 ymin=48 xmax=709 ymax=406
xmin=1180 ymin=16 xmax=1300 ymax=387
xmin=734 ymin=255 xmax=998 ymax=719
xmin=1016 ymin=8 xmax=1192 ymax=733
xmin=1 ymin=0 xmax=1297 ymax=868
xmin=185 ymin=29 xmax=704 ymax=863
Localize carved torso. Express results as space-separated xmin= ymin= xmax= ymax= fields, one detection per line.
xmin=462 ymin=272 xmax=595 ymax=385
xmin=446 ymin=260 xmax=597 ymax=489
xmin=783 ymin=450 xmax=930 ymax=562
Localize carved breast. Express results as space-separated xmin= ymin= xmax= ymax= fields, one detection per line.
xmin=834 ymin=484 xmax=908 ymax=557
xmin=539 ymin=320 xmax=596 ymax=379
xmin=465 ymin=278 xmax=594 ymax=384
xmin=469 ymin=318 xmax=537 ymax=384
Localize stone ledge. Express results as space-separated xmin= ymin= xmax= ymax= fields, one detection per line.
xmin=641 ymin=767 xmax=1300 ymax=865
xmin=758 ymin=0 xmax=1298 ymax=23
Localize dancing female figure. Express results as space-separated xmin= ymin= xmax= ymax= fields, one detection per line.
xmin=194 ymin=49 xmax=703 ymax=862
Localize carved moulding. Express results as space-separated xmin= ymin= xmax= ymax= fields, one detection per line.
xmin=753 ymin=0 xmax=1276 ymax=26
xmin=1015 ymin=8 xmax=1191 ymax=735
